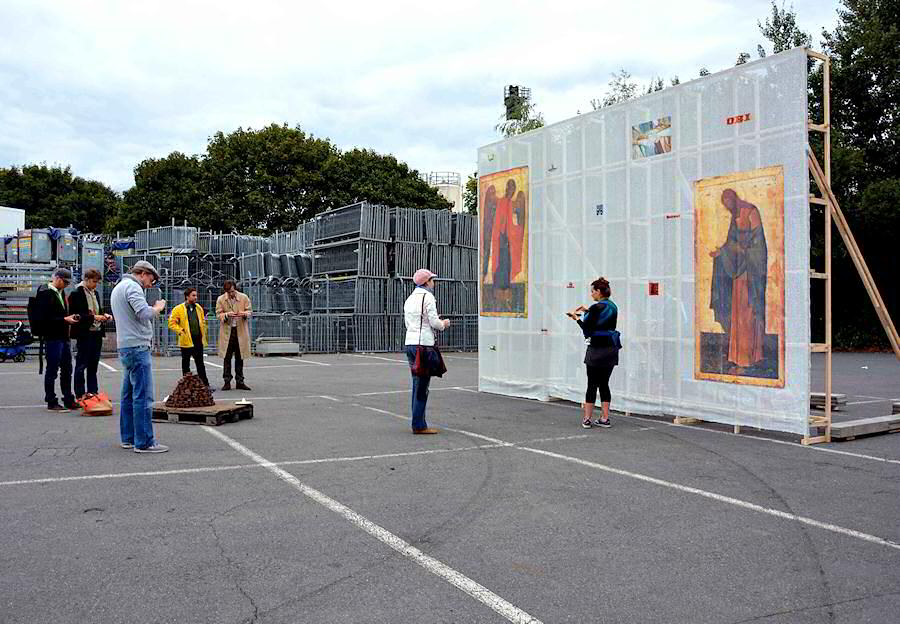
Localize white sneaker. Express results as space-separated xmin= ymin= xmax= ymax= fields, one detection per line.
xmin=134 ymin=444 xmax=169 ymax=454
xmin=120 ymin=442 xmax=133 ymax=449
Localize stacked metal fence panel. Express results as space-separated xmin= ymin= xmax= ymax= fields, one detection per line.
xmin=311 ymin=277 xmax=387 ymax=314
xmin=424 ymin=210 xmax=451 ymax=244
xmin=134 ymin=226 xmax=199 ymax=252
xmin=0 ymin=262 xmax=57 ymax=355
xmin=391 ymin=207 xmax=425 ymax=243
xmin=392 ymin=242 xmax=428 ymax=278
xmin=429 ymin=244 xmax=453 ymax=278
xmin=312 ymin=239 xmax=389 ymax=277
xmin=451 ymin=213 xmax=478 ymax=248
xmin=59 ymin=204 xmax=477 ymax=356
xmin=314 ymin=202 xmax=391 ymax=244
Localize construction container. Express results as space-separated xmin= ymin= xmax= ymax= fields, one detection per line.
xmin=55 ymin=230 xmax=78 ymax=264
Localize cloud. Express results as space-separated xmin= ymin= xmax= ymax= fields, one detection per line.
xmin=0 ymin=0 xmax=841 ymax=193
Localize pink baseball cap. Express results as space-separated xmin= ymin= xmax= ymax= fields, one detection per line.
xmin=413 ymin=268 xmax=437 ymax=286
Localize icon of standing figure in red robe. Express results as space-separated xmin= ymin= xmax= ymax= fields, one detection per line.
xmin=489 ymin=179 xmax=526 ymax=311
xmin=479 ymin=166 xmax=529 ymax=317
xmin=709 ymin=188 xmax=767 ymax=374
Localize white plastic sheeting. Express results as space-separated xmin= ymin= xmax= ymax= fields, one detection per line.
xmin=477 ymin=47 xmax=811 ymax=435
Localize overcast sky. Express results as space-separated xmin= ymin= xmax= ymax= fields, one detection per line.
xmin=1 ymin=0 xmax=841 ymax=192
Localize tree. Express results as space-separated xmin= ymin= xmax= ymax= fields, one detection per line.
xmin=0 ymin=164 xmax=119 ymax=234
xmin=330 ymin=148 xmax=452 ymax=211
xmin=758 ymin=1 xmax=812 ymax=54
xmin=110 ymin=152 xmax=206 ymax=235
xmin=495 ymin=97 xmax=545 ymax=137
xmin=816 ymin=0 xmax=900 ymax=347
xmin=463 ymin=172 xmax=478 ymax=215
xmin=592 ymin=69 xmax=639 ymax=110
xmin=201 ymin=124 xmax=340 ymax=233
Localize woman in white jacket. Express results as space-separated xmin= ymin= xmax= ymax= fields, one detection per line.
xmin=404 ymin=269 xmax=450 ymax=434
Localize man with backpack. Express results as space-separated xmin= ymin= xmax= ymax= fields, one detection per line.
xmin=32 ymin=268 xmax=80 ymax=411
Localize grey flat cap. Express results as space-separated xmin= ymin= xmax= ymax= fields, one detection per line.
xmin=52 ymin=267 xmax=73 ymax=281
xmin=131 ymin=260 xmax=160 ymax=281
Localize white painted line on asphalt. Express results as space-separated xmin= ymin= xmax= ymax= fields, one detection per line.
xmin=515 ymin=443 xmax=900 ymax=553
xmin=205 ymin=361 xmax=224 ymax=369
xmin=357 ymin=404 xmax=900 ymax=553
xmin=445 ymin=389 xmax=900 ymax=466
xmin=98 ymin=361 xmax=117 ymax=372
xmin=441 ymin=354 xmax=479 ymax=361
xmin=280 ymin=356 xmax=330 ymax=366
xmin=348 ymin=353 xmax=406 ymax=363
xmin=1 ymin=432 xmax=594 ymax=488
xmin=0 ymin=443 xmax=504 ymax=487
xmin=312 ymin=395 xmax=340 ymax=402
xmin=203 ymin=426 xmax=543 ymax=624
xmin=352 ymin=386 xmax=477 ymax=397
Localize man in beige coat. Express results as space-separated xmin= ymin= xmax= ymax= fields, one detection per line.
xmin=215 ymin=280 xmax=252 ymax=391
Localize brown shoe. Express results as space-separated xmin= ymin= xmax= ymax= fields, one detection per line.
xmin=412 ymin=428 xmax=439 ymax=435
xmin=222 ymin=382 xmax=231 ymax=391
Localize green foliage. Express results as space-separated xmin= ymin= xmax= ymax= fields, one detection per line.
xmin=201 ymin=124 xmax=341 ymax=233
xmin=332 ymin=148 xmax=451 ymax=211
xmin=0 ymin=164 xmax=119 ymax=234
xmin=464 ymin=172 xmax=478 ymax=215
xmin=495 ymin=98 xmax=545 ymax=137
xmin=815 ymin=0 xmax=900 ymax=349
xmin=759 ymin=1 xmax=812 ymax=54
xmin=592 ymin=69 xmax=638 ymax=110
xmin=109 ymin=152 xmax=205 ymax=235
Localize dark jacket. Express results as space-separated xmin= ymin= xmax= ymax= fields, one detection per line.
xmin=34 ymin=285 xmax=71 ymax=341
xmin=577 ymin=299 xmax=618 ymax=347
xmin=68 ymin=285 xmax=107 ymax=339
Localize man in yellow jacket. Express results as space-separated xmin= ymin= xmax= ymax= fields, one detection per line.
xmin=168 ymin=287 xmax=209 ymax=387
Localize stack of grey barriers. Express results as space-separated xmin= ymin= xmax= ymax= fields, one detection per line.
xmin=291 ymin=201 xmax=478 ymax=353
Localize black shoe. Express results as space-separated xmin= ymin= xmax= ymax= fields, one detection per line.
xmin=63 ymin=400 xmax=79 ymax=411
xmin=222 ymin=382 xmax=231 ymax=391
xmin=593 ymin=418 xmax=612 ymax=428
xmin=235 ymin=383 xmax=252 ymax=391
xmin=47 ymin=403 xmax=69 ymax=412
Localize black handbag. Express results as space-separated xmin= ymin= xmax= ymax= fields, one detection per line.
xmin=410 ymin=293 xmax=447 ymax=378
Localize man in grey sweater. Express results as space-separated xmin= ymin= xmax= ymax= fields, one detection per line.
xmin=110 ymin=261 xmax=168 ymax=453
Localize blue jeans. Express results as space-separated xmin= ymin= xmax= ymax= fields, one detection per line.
xmin=405 ymin=345 xmax=431 ymax=431
xmin=74 ymin=333 xmax=103 ymax=397
xmin=44 ymin=339 xmax=74 ymax=406
xmin=118 ymin=346 xmax=156 ymax=449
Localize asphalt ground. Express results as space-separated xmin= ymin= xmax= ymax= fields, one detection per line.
xmin=0 ymin=351 xmax=898 ymax=623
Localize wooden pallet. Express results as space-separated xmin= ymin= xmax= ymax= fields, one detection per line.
xmin=152 ymin=400 xmax=254 ymax=426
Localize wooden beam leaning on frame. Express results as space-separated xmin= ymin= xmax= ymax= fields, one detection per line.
xmin=808 ymin=149 xmax=900 ymax=359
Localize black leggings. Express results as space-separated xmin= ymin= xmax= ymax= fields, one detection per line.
xmin=585 ymin=364 xmax=614 ymax=404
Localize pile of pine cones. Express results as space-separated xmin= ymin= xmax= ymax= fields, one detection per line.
xmin=165 ymin=374 xmax=215 ymax=408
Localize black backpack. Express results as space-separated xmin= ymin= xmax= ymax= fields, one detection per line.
xmin=26 ymin=285 xmax=47 ymax=374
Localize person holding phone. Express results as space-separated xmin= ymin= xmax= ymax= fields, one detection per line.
xmin=215 ymin=280 xmax=252 ymax=391
xmin=566 ymin=277 xmax=619 ymax=429
xmin=35 ymin=268 xmax=80 ymax=411
xmin=110 ymin=261 xmax=168 ymax=452
xmin=69 ymin=268 xmax=112 ymax=402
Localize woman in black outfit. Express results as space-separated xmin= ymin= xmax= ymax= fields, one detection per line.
xmin=567 ymin=277 xmax=619 ymax=428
